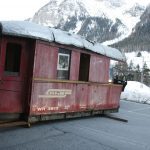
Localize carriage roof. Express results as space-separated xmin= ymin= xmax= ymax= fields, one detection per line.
xmin=0 ymin=21 xmax=125 ymax=61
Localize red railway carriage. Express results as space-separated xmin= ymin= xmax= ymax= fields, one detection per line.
xmin=0 ymin=21 xmax=126 ymax=123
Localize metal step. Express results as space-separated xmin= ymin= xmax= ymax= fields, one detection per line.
xmin=103 ymin=114 xmax=128 ymax=123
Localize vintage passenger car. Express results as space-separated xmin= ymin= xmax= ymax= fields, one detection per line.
xmin=0 ymin=21 xmax=126 ymax=124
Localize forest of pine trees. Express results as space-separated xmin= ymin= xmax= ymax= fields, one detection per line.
xmin=114 ymin=58 xmax=150 ymax=87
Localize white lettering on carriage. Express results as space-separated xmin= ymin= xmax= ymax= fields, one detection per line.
xmin=37 ymin=107 xmax=46 ymax=111
xmin=38 ymin=89 xmax=72 ymax=98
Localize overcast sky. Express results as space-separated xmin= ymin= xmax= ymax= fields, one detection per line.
xmin=0 ymin=0 xmax=149 ymax=21
xmin=0 ymin=0 xmax=50 ymax=21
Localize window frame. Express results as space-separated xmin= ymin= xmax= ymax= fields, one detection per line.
xmin=4 ymin=42 xmax=22 ymax=76
xmin=57 ymin=53 xmax=70 ymax=71
xmin=57 ymin=48 xmax=71 ymax=80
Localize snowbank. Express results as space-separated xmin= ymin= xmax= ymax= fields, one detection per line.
xmin=121 ymin=81 xmax=150 ymax=104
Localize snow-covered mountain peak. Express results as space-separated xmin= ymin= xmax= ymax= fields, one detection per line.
xmin=102 ymin=0 xmax=125 ymax=7
xmin=58 ymin=0 xmax=88 ymax=19
xmin=100 ymin=1 xmax=147 ymax=45
xmin=31 ymin=0 xmax=150 ymax=45
xmin=31 ymin=0 xmax=89 ymax=27
xmin=124 ymin=3 xmax=145 ymax=17
xmin=80 ymin=0 xmax=146 ymax=26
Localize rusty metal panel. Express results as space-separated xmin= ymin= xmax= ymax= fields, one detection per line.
xmin=0 ymin=90 xmax=23 ymax=112
xmin=30 ymin=82 xmax=90 ymax=115
xmin=34 ymin=41 xmax=58 ymax=79
xmin=0 ymin=37 xmax=33 ymax=114
xmin=70 ymin=51 xmax=80 ymax=81
xmin=0 ymin=81 xmax=24 ymax=92
xmin=89 ymin=55 xmax=110 ymax=83
xmin=88 ymin=85 xmax=109 ymax=109
xmin=30 ymin=82 xmax=122 ymax=115
xmin=88 ymin=84 xmax=121 ymax=110
xmin=0 ymin=38 xmax=4 ymax=81
xmin=30 ymin=82 xmax=77 ymax=115
xmin=108 ymin=85 xmax=122 ymax=108
xmin=76 ymin=84 xmax=88 ymax=110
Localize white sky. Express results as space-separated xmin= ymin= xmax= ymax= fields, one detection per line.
xmin=0 ymin=0 xmax=50 ymax=21
xmin=0 ymin=0 xmax=149 ymax=21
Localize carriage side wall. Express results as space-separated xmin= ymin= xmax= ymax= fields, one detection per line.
xmin=29 ymin=40 xmax=122 ymax=116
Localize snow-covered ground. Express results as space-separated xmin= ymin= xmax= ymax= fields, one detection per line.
xmin=111 ymin=51 xmax=150 ymax=70
xmin=125 ymin=51 xmax=150 ymax=70
xmin=111 ymin=51 xmax=150 ymax=105
xmin=121 ymin=81 xmax=150 ymax=104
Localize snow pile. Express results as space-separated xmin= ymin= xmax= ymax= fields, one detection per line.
xmin=121 ymin=81 xmax=150 ymax=104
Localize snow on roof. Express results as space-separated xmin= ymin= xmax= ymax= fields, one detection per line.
xmin=51 ymin=28 xmax=83 ymax=48
xmin=103 ymin=46 xmax=125 ymax=61
xmin=0 ymin=21 xmax=54 ymax=42
xmin=0 ymin=21 xmax=125 ymax=61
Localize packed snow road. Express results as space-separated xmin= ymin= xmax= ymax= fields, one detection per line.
xmin=0 ymin=100 xmax=150 ymax=150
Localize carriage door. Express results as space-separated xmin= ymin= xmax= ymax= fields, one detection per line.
xmin=0 ymin=38 xmax=30 ymax=117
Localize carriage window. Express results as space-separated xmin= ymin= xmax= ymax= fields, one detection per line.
xmin=79 ymin=53 xmax=90 ymax=81
xmin=57 ymin=48 xmax=71 ymax=80
xmin=4 ymin=43 xmax=21 ymax=76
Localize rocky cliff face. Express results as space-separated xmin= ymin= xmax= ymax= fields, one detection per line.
xmin=78 ymin=17 xmax=124 ymax=43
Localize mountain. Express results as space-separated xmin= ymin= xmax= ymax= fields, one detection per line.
xmin=30 ymin=0 xmax=150 ymax=85
xmin=78 ymin=17 xmax=124 ymax=43
xmin=31 ymin=0 xmax=89 ymax=32
xmin=112 ymin=5 xmax=150 ymax=52
xmin=30 ymin=0 xmax=148 ymax=44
